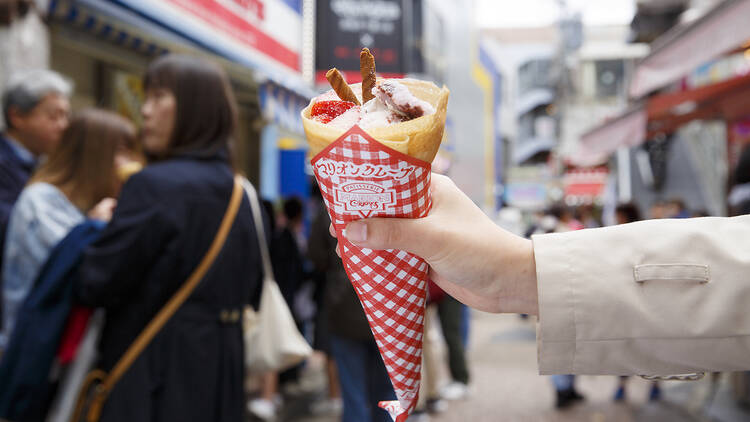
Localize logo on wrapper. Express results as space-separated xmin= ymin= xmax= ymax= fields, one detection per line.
xmin=335 ymin=182 xmax=396 ymax=218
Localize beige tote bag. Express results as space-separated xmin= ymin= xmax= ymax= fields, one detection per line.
xmin=241 ymin=179 xmax=312 ymax=374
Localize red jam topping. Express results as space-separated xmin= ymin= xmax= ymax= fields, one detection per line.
xmin=311 ymin=100 xmax=357 ymax=124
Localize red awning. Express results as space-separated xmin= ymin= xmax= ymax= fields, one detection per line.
xmin=647 ymin=71 xmax=750 ymax=137
xmin=629 ymin=0 xmax=750 ymax=98
xmin=570 ymin=107 xmax=647 ymax=167
xmin=574 ymin=72 xmax=750 ymax=165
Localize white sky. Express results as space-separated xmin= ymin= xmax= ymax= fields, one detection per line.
xmin=475 ymin=0 xmax=636 ymax=28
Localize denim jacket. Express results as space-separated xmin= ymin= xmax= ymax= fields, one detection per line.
xmin=0 ymin=183 xmax=83 ymax=348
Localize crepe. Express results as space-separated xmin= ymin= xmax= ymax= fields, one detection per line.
xmin=302 ymin=79 xmax=449 ymax=163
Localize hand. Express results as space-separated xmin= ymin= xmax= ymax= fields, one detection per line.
xmin=335 ymin=174 xmax=539 ymax=315
xmin=88 ymin=198 xmax=117 ymax=222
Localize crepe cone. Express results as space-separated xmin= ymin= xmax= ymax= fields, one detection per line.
xmin=302 ymin=79 xmax=449 ymax=422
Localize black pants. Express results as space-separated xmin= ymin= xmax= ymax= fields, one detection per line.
xmin=437 ymin=296 xmax=469 ymax=384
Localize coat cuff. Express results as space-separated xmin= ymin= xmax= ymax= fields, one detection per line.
xmin=531 ymin=232 xmax=577 ymax=374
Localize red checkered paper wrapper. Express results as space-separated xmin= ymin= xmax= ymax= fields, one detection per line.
xmin=312 ymin=125 xmax=431 ymax=422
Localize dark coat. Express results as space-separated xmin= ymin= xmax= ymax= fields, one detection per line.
xmin=0 ymin=134 xmax=36 ymax=322
xmin=307 ymin=205 xmax=373 ymax=342
xmin=75 ymin=154 xmax=264 ymax=422
xmin=0 ymin=220 xmax=103 ymax=422
xmin=271 ymin=226 xmax=305 ymax=310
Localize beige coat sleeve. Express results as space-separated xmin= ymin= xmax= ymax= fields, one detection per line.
xmin=531 ymin=215 xmax=750 ymax=376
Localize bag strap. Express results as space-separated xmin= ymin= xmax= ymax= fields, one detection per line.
xmin=87 ymin=175 xmax=244 ymax=419
xmin=241 ymin=178 xmax=274 ymax=283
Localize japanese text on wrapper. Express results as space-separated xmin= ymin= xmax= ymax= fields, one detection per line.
xmin=314 ymin=158 xmax=416 ymax=180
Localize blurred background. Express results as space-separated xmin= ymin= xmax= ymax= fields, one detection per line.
xmin=2 ymin=0 xmax=750 ymax=421
xmin=3 ymin=0 xmax=748 ymax=223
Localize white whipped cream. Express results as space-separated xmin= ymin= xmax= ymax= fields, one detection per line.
xmin=314 ymin=79 xmax=435 ymax=131
xmin=328 ymin=106 xmax=362 ymax=130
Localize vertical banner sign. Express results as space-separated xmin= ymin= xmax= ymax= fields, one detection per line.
xmin=315 ymin=0 xmax=405 ymax=83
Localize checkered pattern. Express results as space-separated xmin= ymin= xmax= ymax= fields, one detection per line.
xmin=312 ymin=126 xmax=431 ymax=422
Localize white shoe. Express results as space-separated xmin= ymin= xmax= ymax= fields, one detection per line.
xmin=440 ymin=382 xmax=470 ymax=400
xmin=426 ymin=397 xmax=448 ymax=413
xmin=272 ymin=393 xmax=283 ymax=408
xmin=310 ymin=397 xmax=343 ymax=415
xmin=409 ymin=410 xmax=431 ymax=421
xmin=282 ymin=380 xmax=308 ymax=396
xmin=248 ymin=398 xmax=276 ymax=421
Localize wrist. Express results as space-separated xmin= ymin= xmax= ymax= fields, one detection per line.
xmin=521 ymin=238 xmax=539 ymax=315
xmin=495 ymin=234 xmax=539 ymax=315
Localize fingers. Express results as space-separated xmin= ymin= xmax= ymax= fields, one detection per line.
xmin=88 ymin=198 xmax=118 ymax=222
xmin=330 ymin=173 xmax=457 ymax=259
xmin=326 ymin=173 xmax=457 ymax=263
xmin=103 ymin=198 xmax=118 ymax=210
xmin=343 ymin=217 xmax=436 ymax=258
xmin=428 ymin=173 xmax=458 ymax=209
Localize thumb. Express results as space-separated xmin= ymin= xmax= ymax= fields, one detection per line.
xmin=343 ymin=217 xmax=433 ymax=257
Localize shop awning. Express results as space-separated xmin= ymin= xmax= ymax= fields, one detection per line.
xmin=50 ymin=0 xmax=313 ymax=99
xmin=646 ymin=71 xmax=750 ymax=137
xmin=572 ymin=71 xmax=750 ymax=166
xmin=629 ymin=0 xmax=750 ymax=98
xmin=571 ymin=106 xmax=647 ymax=167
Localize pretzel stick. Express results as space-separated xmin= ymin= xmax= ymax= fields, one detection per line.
xmin=325 ymin=68 xmax=360 ymax=105
xmin=360 ymin=48 xmax=377 ymax=103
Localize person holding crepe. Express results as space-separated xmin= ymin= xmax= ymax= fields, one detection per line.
xmin=336 ymin=174 xmax=750 ymax=377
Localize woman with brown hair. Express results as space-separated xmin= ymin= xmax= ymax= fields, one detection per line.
xmin=74 ymin=54 xmax=267 ymax=422
xmin=0 ymin=108 xmax=138 ymax=349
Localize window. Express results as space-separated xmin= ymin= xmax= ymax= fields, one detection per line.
xmin=518 ymin=59 xmax=553 ymax=95
xmin=595 ymin=60 xmax=624 ymax=98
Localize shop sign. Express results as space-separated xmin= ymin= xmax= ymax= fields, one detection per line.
xmin=504 ymin=183 xmax=548 ymax=210
xmin=562 ymin=168 xmax=608 ymax=201
xmin=114 ymin=0 xmax=302 ymax=73
xmin=685 ymin=51 xmax=750 ymax=90
xmin=259 ymin=81 xmax=308 ymax=134
xmin=315 ymin=0 xmax=405 ymax=83
xmin=505 ymin=165 xmax=556 ymax=210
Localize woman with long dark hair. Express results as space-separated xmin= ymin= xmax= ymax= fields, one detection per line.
xmin=75 ymin=55 xmax=265 ymax=422
xmin=1 ymin=109 xmax=137 ymax=350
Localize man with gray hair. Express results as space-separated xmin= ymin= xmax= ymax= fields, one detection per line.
xmin=0 ymin=69 xmax=71 ymax=325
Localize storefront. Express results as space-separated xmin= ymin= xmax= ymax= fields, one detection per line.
xmin=573 ymin=0 xmax=750 ymax=216
xmin=46 ymin=0 xmax=311 ymax=186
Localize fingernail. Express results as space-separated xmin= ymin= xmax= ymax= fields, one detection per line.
xmin=344 ymin=222 xmax=367 ymax=243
